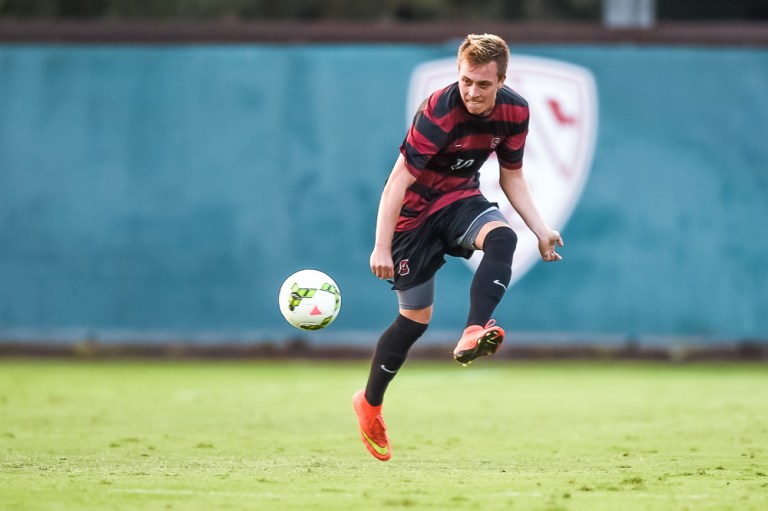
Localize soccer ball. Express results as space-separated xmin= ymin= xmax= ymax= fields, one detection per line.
xmin=278 ymin=269 xmax=341 ymax=331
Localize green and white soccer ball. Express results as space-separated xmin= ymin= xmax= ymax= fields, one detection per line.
xmin=278 ymin=269 xmax=341 ymax=331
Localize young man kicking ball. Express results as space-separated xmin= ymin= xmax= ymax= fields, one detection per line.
xmin=354 ymin=33 xmax=564 ymax=461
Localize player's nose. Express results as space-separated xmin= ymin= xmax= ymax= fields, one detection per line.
xmin=467 ymin=85 xmax=481 ymax=99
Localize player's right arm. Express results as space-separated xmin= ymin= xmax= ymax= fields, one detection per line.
xmin=370 ymin=154 xmax=417 ymax=280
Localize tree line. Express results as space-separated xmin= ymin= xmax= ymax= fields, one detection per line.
xmin=0 ymin=0 xmax=765 ymax=21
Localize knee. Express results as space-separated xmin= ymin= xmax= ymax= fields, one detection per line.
xmin=399 ymin=306 xmax=432 ymax=325
xmin=484 ymin=227 xmax=517 ymax=260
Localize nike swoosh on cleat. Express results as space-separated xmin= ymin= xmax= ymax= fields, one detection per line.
xmin=493 ymin=279 xmax=507 ymax=291
xmin=360 ymin=428 xmax=389 ymax=456
xmin=380 ymin=364 xmax=397 ymax=374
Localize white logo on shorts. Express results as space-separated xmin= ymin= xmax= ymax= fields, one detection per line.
xmin=406 ymin=55 xmax=598 ymax=286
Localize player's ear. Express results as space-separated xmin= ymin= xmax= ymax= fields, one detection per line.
xmin=497 ymin=74 xmax=506 ymax=87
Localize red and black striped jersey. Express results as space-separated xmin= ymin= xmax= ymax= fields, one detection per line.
xmin=397 ymin=82 xmax=529 ymax=231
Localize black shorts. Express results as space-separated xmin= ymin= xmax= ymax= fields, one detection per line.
xmin=391 ymin=195 xmax=502 ymax=291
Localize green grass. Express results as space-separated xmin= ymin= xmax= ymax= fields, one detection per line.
xmin=0 ymin=359 xmax=766 ymax=510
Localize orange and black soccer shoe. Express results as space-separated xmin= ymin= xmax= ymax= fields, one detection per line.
xmin=352 ymin=390 xmax=391 ymax=461
xmin=453 ymin=319 xmax=505 ymax=365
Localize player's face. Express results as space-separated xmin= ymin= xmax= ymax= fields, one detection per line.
xmin=458 ymin=60 xmax=505 ymax=117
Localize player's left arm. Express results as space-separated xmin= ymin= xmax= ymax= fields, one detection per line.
xmin=498 ymin=166 xmax=564 ymax=262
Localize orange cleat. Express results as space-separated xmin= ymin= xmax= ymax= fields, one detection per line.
xmin=453 ymin=320 xmax=505 ymax=365
xmin=352 ymin=390 xmax=391 ymax=461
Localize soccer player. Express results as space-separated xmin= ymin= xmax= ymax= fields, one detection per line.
xmin=353 ymin=33 xmax=564 ymax=461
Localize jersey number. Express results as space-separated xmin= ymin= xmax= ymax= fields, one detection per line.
xmin=451 ymin=159 xmax=474 ymax=171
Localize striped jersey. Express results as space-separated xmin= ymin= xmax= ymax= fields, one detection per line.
xmin=398 ymin=82 xmax=529 ymax=231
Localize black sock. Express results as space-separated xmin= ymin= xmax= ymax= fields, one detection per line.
xmin=364 ymin=314 xmax=428 ymax=406
xmin=466 ymin=227 xmax=517 ymax=327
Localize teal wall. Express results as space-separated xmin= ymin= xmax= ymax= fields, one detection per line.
xmin=1 ymin=43 xmax=767 ymax=342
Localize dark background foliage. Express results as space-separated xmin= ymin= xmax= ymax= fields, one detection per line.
xmin=1 ymin=0 xmax=767 ymax=21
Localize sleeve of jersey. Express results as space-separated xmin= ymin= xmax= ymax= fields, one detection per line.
xmin=496 ymin=112 xmax=530 ymax=170
xmin=400 ymin=98 xmax=450 ymax=178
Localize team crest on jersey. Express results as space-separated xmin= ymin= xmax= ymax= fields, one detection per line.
xmin=398 ymin=259 xmax=410 ymax=276
xmin=406 ymin=55 xmax=598 ymax=286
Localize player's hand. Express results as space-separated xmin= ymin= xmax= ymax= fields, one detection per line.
xmin=538 ymin=229 xmax=564 ymax=262
xmin=370 ymin=246 xmax=395 ymax=280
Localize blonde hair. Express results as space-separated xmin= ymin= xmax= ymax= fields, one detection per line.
xmin=457 ymin=33 xmax=509 ymax=78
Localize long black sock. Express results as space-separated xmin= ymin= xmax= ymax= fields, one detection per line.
xmin=364 ymin=314 xmax=428 ymax=406
xmin=466 ymin=227 xmax=517 ymax=327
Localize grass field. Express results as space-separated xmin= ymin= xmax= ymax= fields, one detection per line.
xmin=0 ymin=359 xmax=766 ymax=511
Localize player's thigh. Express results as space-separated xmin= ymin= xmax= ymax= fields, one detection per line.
xmin=396 ymin=278 xmax=435 ymax=325
xmin=473 ymin=220 xmax=512 ymax=250
xmin=391 ymin=227 xmax=446 ymax=291
xmin=450 ymin=203 xmax=510 ymax=252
